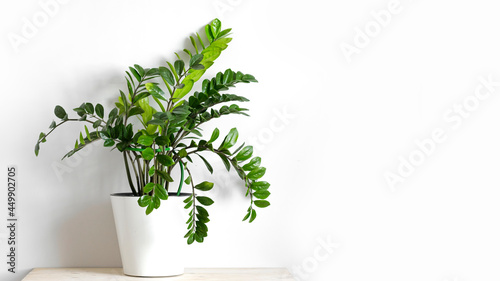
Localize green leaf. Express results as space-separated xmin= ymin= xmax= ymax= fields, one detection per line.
xmin=218 ymin=28 xmax=232 ymax=38
xmin=154 ymin=184 xmax=168 ymax=200
xmin=95 ymin=104 xmax=104 ymax=118
xmin=79 ymin=132 xmax=85 ymax=145
xmin=196 ymin=196 xmax=214 ymax=206
xmin=247 ymin=167 xmax=266 ymax=180
xmin=138 ymin=195 xmax=151 ymax=207
xmin=84 ymin=103 xmax=94 ymax=114
xmin=191 ymin=64 xmax=204 ymax=70
xmin=49 ymin=120 xmax=56 ymax=129
xmin=54 ymin=105 xmax=67 ymax=119
xmin=128 ymin=106 xmax=145 ymax=117
xmin=159 ymin=66 xmax=175 ymax=86
xmin=84 ymin=125 xmax=92 ymax=141
xmin=155 ymin=136 xmax=170 ymax=146
xmin=157 ymin=170 xmax=174 ymax=182
xmin=211 ymin=18 xmax=222 ymax=37
xmin=184 ymin=195 xmax=193 ymax=204
xmin=187 ymin=234 xmax=195 ymax=245
xmin=142 ymin=147 xmax=155 ymax=160
xmin=144 ymin=182 xmax=155 ymax=193
xmin=254 ymin=200 xmax=270 ymax=208
xmin=145 ymin=83 xmax=168 ymax=101
xmin=223 ymin=69 xmax=233 ymax=84
xmin=34 ymin=143 xmax=40 ymax=156
xmin=108 ymin=108 xmax=118 ymax=119
xmin=119 ymin=90 xmax=129 ymax=113
xmin=103 ymin=139 xmax=115 ymax=147
xmin=174 ymin=60 xmax=185 ymax=76
xmin=208 ymin=128 xmax=219 ymax=143
xmin=189 ymin=54 xmax=204 ymax=67
xmin=172 ymin=78 xmax=194 ymax=101
xmin=235 ymin=146 xmax=253 ymax=162
xmin=129 ymin=67 xmax=141 ymax=82
xmin=250 ymin=181 xmax=270 ymax=191
xmin=196 ymin=205 xmax=209 ymax=217
xmin=196 ymin=32 xmax=206 ymax=49
xmin=73 ymin=106 xmax=86 ymax=117
xmin=38 ymin=132 xmax=46 ymax=143
xmin=218 ymin=153 xmax=231 ymax=171
xmin=146 ymin=203 xmax=154 ymax=215
xmin=242 ymin=157 xmax=261 ymax=171
xmin=189 ymin=36 xmax=199 ymax=54
xmin=178 ymin=148 xmax=187 ymax=158
xmin=137 ymin=135 xmax=154 ymax=146
xmin=242 ymin=74 xmax=258 ymax=83
xmin=249 ymin=209 xmax=257 ymax=223
xmin=153 ymin=195 xmax=161 ymax=209
xmin=254 ymin=190 xmax=270 ymax=200
xmin=218 ymin=128 xmax=238 ymax=150
xmin=197 ymin=154 xmax=213 ymax=174
xmin=157 ymin=154 xmax=175 ymax=166
xmin=147 ymin=119 xmax=166 ymax=126
xmin=134 ymin=64 xmax=145 ymax=76
xmin=93 ymin=120 xmax=101 ymax=129
xmin=166 ymin=61 xmax=179 ymax=82
xmin=194 ymin=181 xmax=214 ymax=192
xmin=205 ymin=24 xmax=214 ymax=43
xmin=242 ymin=211 xmax=250 ymax=222
xmin=148 ymin=166 xmax=155 ymax=177
xmin=184 ymin=176 xmax=191 ymax=185
xmin=196 ymin=213 xmax=210 ymax=223
xmin=133 ymin=92 xmax=151 ymax=103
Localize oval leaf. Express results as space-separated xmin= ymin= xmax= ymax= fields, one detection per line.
xmin=157 ymin=154 xmax=175 ymax=166
xmin=142 ymin=147 xmax=155 ymax=160
xmin=54 ymin=105 xmax=67 ymax=119
xmin=235 ymin=146 xmax=253 ymax=162
xmin=196 ymin=196 xmax=214 ymax=206
xmin=194 ymin=181 xmax=214 ymax=192
xmin=247 ymin=167 xmax=266 ymax=180
xmin=254 ymin=200 xmax=270 ymax=208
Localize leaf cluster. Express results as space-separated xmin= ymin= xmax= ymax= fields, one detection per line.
xmin=34 ymin=19 xmax=270 ymax=244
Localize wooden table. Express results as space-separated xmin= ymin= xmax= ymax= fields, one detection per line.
xmin=22 ymin=268 xmax=296 ymax=280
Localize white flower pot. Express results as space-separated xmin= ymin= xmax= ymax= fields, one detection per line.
xmin=110 ymin=192 xmax=188 ymax=277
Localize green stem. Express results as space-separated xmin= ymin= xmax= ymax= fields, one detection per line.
xmin=123 ymin=152 xmax=138 ymax=196
xmin=177 ymin=161 xmax=184 ymax=196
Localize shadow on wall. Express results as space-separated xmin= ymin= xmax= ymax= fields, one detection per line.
xmin=57 ymin=201 xmax=121 ymax=267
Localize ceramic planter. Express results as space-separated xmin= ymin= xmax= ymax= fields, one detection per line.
xmin=110 ymin=192 xmax=189 ymax=277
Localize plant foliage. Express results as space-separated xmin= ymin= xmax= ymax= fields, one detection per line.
xmin=35 ymin=19 xmax=270 ymax=244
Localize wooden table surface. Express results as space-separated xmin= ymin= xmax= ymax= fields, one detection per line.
xmin=22 ymin=268 xmax=296 ymax=280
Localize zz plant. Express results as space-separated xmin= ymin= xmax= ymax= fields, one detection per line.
xmin=35 ymin=19 xmax=270 ymax=244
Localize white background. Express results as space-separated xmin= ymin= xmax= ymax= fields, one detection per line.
xmin=2 ymin=0 xmax=500 ymax=280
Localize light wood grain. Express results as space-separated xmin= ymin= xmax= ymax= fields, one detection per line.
xmin=22 ymin=267 xmax=296 ymax=281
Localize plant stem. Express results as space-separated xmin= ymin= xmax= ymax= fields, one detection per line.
xmin=185 ymin=165 xmax=197 ymax=234
xmin=123 ymin=152 xmax=138 ymax=196
xmin=126 ymin=151 xmax=141 ymax=195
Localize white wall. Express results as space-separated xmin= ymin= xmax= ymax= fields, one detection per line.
xmin=2 ymin=0 xmax=500 ymax=280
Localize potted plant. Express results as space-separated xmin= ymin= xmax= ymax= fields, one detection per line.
xmin=34 ymin=19 xmax=271 ymax=277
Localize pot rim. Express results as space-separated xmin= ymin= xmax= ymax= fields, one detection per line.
xmin=111 ymin=192 xmax=192 ymax=197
